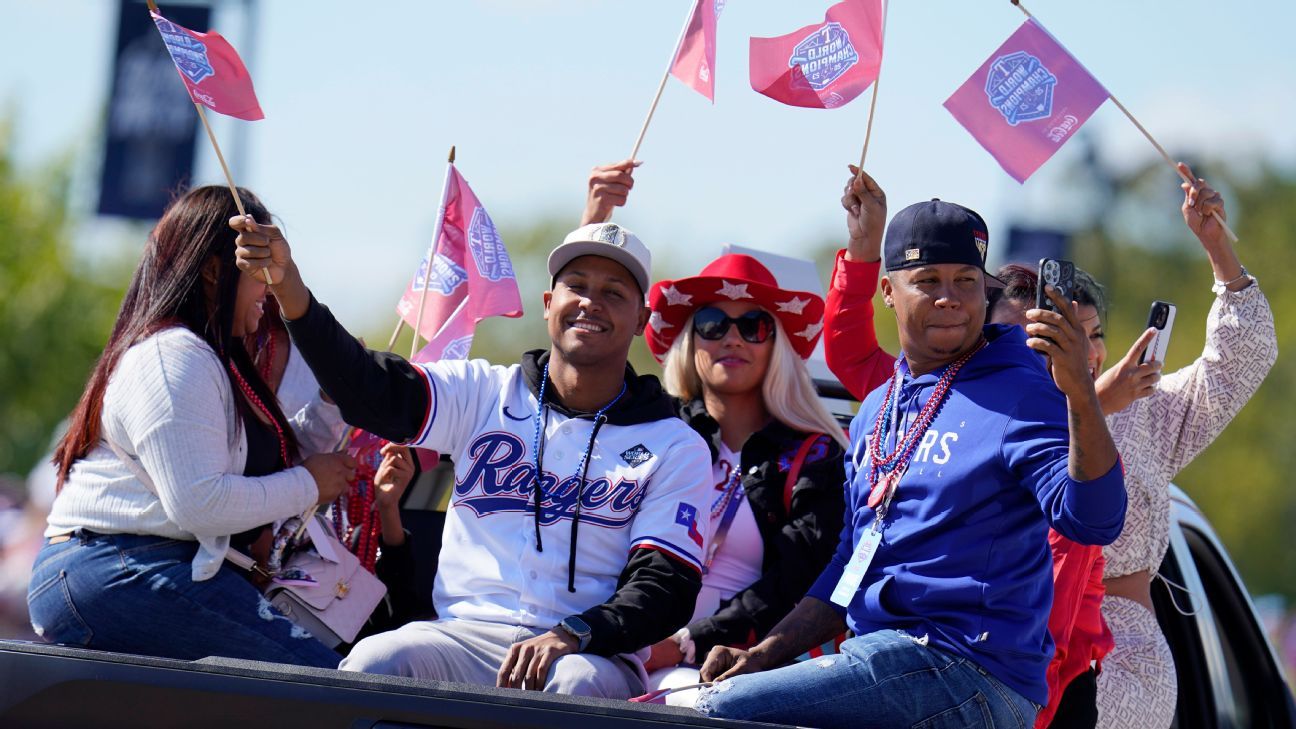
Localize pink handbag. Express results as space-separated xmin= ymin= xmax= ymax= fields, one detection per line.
xmin=254 ymin=516 xmax=386 ymax=649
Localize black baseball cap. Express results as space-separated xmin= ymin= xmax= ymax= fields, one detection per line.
xmin=884 ymin=198 xmax=1005 ymax=287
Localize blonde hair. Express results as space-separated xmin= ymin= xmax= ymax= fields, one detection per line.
xmin=662 ymin=312 xmax=849 ymax=449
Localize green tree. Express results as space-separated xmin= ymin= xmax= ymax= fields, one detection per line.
xmin=0 ymin=137 xmax=126 ymax=477
xmin=1068 ymin=160 xmax=1296 ymax=600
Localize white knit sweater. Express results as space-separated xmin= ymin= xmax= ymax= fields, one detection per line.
xmin=46 ymin=327 xmax=333 ymax=581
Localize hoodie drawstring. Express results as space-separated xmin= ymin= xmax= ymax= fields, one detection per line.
xmin=529 ymin=363 xmax=627 ymax=593
xmin=569 ymin=414 xmax=608 ymax=593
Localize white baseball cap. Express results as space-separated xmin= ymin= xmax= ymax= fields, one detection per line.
xmin=547 ymin=222 xmax=652 ymax=295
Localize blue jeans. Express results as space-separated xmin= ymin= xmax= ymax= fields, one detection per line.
xmin=694 ymin=630 xmax=1039 ymax=729
xmin=27 ymin=532 xmax=340 ymax=668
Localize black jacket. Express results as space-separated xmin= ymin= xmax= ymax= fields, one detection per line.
xmin=284 ymin=294 xmax=701 ymax=656
xmin=675 ymin=399 xmax=846 ymax=657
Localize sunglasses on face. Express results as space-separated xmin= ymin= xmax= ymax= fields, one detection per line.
xmin=691 ymin=307 xmax=776 ymax=344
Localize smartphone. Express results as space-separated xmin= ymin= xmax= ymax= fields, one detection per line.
xmin=1140 ymin=300 xmax=1177 ymax=364
xmin=1036 ymin=258 xmax=1076 ymax=313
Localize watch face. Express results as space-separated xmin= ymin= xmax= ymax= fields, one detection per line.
xmin=562 ymin=616 xmax=591 ymax=636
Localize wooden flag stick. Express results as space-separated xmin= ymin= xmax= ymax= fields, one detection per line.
xmin=629 ymin=2 xmax=697 ymax=162
xmin=1010 ymin=0 xmax=1238 ymax=242
xmin=410 ymin=146 xmax=457 ymax=360
xmin=858 ymin=0 xmax=890 ymax=168
xmin=387 ymin=318 xmax=406 ymax=353
xmin=194 ymin=102 xmax=280 ymax=281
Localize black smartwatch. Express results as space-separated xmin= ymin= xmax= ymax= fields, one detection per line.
xmin=555 ymin=616 xmax=592 ymax=652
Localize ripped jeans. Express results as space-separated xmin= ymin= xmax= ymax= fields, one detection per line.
xmin=694 ymin=629 xmax=1038 ymax=729
xmin=27 ymin=532 xmax=340 ymax=668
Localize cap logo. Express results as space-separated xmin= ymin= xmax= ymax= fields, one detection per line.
xmin=904 ymin=248 xmax=921 ymax=262
xmin=973 ymin=231 xmax=988 ymax=261
xmin=594 ymin=224 xmax=625 ymax=247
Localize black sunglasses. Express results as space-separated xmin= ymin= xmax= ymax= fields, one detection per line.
xmin=692 ymin=307 xmax=776 ymax=344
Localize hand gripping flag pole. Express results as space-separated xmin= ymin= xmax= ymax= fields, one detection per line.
xmin=147 ymin=0 xmax=278 ymax=281
xmin=858 ymin=0 xmax=889 ymax=168
xmin=1010 ymin=0 xmax=1238 ymax=243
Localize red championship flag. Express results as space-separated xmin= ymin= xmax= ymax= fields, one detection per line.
xmin=150 ymin=10 xmax=264 ymax=121
xmin=944 ymin=19 xmax=1109 ymax=183
xmin=396 ymin=167 xmax=523 ymax=364
xmin=669 ymin=0 xmax=726 ymax=101
xmin=749 ymin=0 xmax=884 ymax=109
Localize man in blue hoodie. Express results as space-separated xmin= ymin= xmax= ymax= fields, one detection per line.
xmin=693 ymin=199 xmax=1126 ymax=728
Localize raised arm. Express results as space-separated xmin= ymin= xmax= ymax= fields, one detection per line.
xmin=1117 ymin=165 xmax=1276 ymax=478
xmin=824 ymin=166 xmax=896 ymax=399
xmin=232 ymin=216 xmax=431 ymax=443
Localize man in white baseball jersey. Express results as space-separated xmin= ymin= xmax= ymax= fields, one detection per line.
xmin=234 ymin=219 xmax=713 ymax=698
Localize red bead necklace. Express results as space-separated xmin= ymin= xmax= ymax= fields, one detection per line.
xmin=227 ymin=361 xmax=289 ymax=468
xmin=866 ymin=339 xmax=985 ymax=510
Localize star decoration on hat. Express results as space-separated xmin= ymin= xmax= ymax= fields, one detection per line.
xmin=715 ymin=280 xmax=752 ymax=300
xmin=661 ymin=285 xmax=693 ymax=307
xmin=794 ymin=321 xmax=824 ymax=340
xmin=775 ymin=296 xmax=810 ymax=315
xmin=648 ymin=311 xmax=673 ymax=331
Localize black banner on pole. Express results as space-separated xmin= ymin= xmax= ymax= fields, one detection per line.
xmin=97 ymin=1 xmax=211 ymax=220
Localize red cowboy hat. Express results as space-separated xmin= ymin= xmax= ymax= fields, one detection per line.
xmin=646 ymin=253 xmax=825 ymax=362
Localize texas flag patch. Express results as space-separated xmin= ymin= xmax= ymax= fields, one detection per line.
xmin=675 ymin=502 xmax=705 ymax=547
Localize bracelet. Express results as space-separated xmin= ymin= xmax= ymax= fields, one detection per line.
xmin=1212 ymin=266 xmax=1253 ymax=293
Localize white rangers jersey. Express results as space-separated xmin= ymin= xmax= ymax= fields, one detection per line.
xmin=407 ymin=358 xmax=713 ymax=631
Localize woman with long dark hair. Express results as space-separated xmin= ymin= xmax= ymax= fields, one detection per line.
xmin=28 ymin=186 xmax=354 ymax=667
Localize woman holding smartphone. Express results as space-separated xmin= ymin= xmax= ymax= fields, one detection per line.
xmin=1086 ymin=164 xmax=1275 ymax=728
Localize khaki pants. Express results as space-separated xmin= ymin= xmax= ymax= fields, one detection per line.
xmin=340 ymin=617 xmax=645 ymax=699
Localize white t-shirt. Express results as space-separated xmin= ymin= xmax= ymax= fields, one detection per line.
xmin=689 ymin=443 xmax=764 ymax=624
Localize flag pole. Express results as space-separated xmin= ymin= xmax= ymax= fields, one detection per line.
xmin=148 ymin=2 xmax=277 ymax=278
xmin=1010 ymin=0 xmax=1238 ymax=242
xmin=858 ymin=0 xmax=890 ymax=168
xmin=629 ymin=1 xmax=698 ymax=161
xmin=387 ymin=319 xmax=406 ymax=352
xmin=194 ymin=102 xmax=278 ymax=283
xmin=410 ymin=146 xmax=457 ymax=360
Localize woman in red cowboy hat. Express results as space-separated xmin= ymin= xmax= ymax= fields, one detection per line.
xmin=640 ymin=252 xmax=850 ymax=704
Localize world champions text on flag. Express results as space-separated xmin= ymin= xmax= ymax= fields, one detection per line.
xmin=944 ymin=19 xmax=1108 ymax=183
xmin=151 ymin=11 xmax=264 ymax=121
xmin=396 ymin=167 xmax=523 ymax=364
xmin=748 ymin=0 xmax=884 ymax=110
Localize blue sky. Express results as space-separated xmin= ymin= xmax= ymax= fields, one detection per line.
xmin=3 ymin=0 xmax=1294 ymax=332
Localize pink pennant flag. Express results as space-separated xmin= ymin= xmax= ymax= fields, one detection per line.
xmin=749 ymin=0 xmax=884 ymax=110
xmin=397 ymin=167 xmax=523 ymax=363
xmin=944 ymin=19 xmax=1109 ymax=183
xmin=150 ymin=11 xmax=264 ymax=121
xmin=669 ymin=0 xmax=725 ymax=101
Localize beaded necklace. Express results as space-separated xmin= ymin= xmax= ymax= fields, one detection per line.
xmin=866 ymin=339 xmax=985 ymax=514
xmin=530 ymin=362 xmax=626 ymax=551
xmin=337 ymin=437 xmax=384 ymax=573
xmin=227 ymin=360 xmax=289 ymax=468
xmin=710 ymin=464 xmax=743 ymax=520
